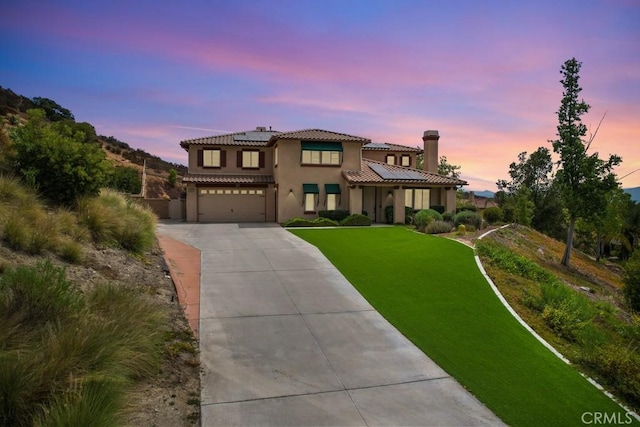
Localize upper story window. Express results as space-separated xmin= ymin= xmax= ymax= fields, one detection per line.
xmin=301 ymin=141 xmax=343 ymax=166
xmin=237 ymin=150 xmax=265 ymax=169
xmin=243 ymin=151 xmax=259 ymax=168
xmin=198 ymin=148 xmax=226 ymax=168
xmin=274 ymin=145 xmax=278 ymax=167
xmin=386 ymin=154 xmax=396 ymax=165
xmin=401 ymin=155 xmax=411 ymax=167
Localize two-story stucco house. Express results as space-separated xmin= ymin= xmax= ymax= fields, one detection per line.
xmin=180 ymin=127 xmax=466 ymax=223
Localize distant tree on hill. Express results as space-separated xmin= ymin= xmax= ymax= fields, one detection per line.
xmin=9 ymin=109 xmax=111 ymax=205
xmin=31 ymin=97 xmax=74 ymax=121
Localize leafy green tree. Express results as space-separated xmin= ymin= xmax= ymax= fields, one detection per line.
xmin=108 ymin=166 xmax=142 ymax=194
xmin=168 ymin=168 xmax=178 ymax=188
xmin=438 ymin=156 xmax=461 ymax=178
xmin=9 ymin=109 xmax=111 ymax=206
xmin=550 ymin=58 xmax=621 ymax=266
xmin=623 ymin=251 xmax=640 ymax=312
xmin=513 ymin=186 xmax=535 ymax=226
xmin=497 ymin=147 xmax=564 ymax=237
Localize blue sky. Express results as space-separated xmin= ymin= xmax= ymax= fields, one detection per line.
xmin=1 ymin=0 xmax=639 ymax=190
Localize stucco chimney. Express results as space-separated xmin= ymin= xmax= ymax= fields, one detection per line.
xmin=422 ymin=130 xmax=439 ymax=173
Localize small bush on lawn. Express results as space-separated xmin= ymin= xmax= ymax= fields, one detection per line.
xmin=318 ymin=210 xmax=350 ymax=222
xmin=340 ymin=214 xmax=372 ymax=226
xmin=425 ymin=220 xmax=453 ymax=234
xmin=454 ymin=210 xmax=482 ymax=230
xmin=283 ymin=217 xmax=315 ymax=227
xmin=442 ymin=211 xmax=454 ymax=222
xmin=483 ymin=206 xmax=503 ymax=224
xmin=312 ymin=217 xmax=339 ymax=227
xmin=414 ymin=209 xmax=443 ymax=232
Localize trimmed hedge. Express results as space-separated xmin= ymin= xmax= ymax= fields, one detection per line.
xmin=340 ymin=214 xmax=372 ymax=226
xmin=312 ymin=217 xmax=339 ymax=227
xmin=282 ymin=217 xmax=315 ymax=227
xmin=318 ymin=210 xmax=350 ymax=222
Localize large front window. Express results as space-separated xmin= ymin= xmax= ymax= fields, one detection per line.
xmin=302 ymin=150 xmax=341 ymax=165
xmin=301 ymin=141 xmax=343 ymax=166
xmin=405 ymin=189 xmax=430 ymax=210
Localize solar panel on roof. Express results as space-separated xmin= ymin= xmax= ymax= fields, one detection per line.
xmin=369 ymin=163 xmax=426 ymax=180
xmin=365 ymin=142 xmax=390 ymax=149
xmin=233 ymin=131 xmax=272 ymax=142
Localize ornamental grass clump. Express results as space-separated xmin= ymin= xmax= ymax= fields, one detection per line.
xmin=0 ymin=262 xmax=167 ymax=426
xmin=78 ymin=189 xmax=156 ymax=253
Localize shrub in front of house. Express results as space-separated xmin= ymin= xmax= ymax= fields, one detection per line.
xmin=430 ymin=205 xmax=445 ymax=214
xmin=454 ymin=211 xmax=482 ymax=230
xmin=384 ymin=205 xmax=413 ymax=224
xmin=318 ymin=210 xmax=350 ymax=222
xmin=340 ymin=214 xmax=372 ymax=226
xmin=414 ymin=209 xmax=444 ymax=231
xmin=312 ymin=217 xmax=340 ymax=227
xmin=442 ymin=211 xmax=455 ymax=223
xmin=483 ymin=206 xmax=503 ymax=225
xmin=425 ymin=220 xmax=454 ymax=234
xmin=283 ymin=217 xmax=315 ymax=227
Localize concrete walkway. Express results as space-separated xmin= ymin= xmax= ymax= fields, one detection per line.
xmin=157 ymin=222 xmax=503 ymax=426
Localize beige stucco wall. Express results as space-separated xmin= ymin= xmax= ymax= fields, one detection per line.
xmin=185 ymin=184 xmax=198 ymax=222
xmin=273 ymin=139 xmax=362 ymax=222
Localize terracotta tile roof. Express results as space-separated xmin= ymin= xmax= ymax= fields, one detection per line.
xmin=363 ymin=142 xmax=422 ymax=152
xmin=272 ymin=129 xmax=370 ymax=143
xmin=180 ymin=129 xmax=281 ymax=149
xmin=181 ymin=128 xmax=370 ymax=149
xmin=342 ymin=159 xmax=467 ymax=186
xmin=182 ymin=173 xmax=275 ymax=184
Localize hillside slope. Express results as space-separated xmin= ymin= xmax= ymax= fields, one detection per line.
xmin=476 ymin=225 xmax=639 ymax=411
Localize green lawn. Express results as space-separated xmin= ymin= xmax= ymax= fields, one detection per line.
xmin=290 ymin=227 xmax=637 ymax=427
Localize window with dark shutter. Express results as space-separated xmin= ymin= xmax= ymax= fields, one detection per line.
xmin=259 ymin=151 xmax=265 ymax=168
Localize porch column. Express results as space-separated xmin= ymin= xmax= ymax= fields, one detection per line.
xmin=349 ymin=186 xmax=363 ymax=215
xmin=444 ymin=187 xmax=457 ymax=213
xmin=393 ymin=187 xmax=406 ymax=224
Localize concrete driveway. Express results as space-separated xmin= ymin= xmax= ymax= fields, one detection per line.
xmin=157 ymin=222 xmax=503 ymax=426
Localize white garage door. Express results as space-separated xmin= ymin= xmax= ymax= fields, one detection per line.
xmin=198 ymin=188 xmax=266 ymax=222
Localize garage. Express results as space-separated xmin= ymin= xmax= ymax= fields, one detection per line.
xmin=197 ymin=188 xmax=266 ymax=222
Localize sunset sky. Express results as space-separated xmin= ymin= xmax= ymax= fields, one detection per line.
xmin=1 ymin=0 xmax=639 ymax=191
